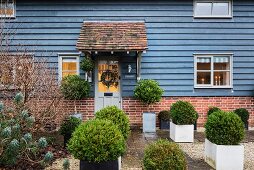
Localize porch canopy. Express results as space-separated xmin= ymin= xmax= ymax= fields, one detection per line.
xmin=76 ymin=21 xmax=148 ymax=52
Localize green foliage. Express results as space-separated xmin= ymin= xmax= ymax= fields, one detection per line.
xmin=0 ymin=93 xmax=53 ymax=167
xmin=205 ymin=111 xmax=245 ymax=145
xmin=63 ymin=158 xmax=70 ymax=170
xmin=80 ymin=57 xmax=94 ymax=72
xmin=234 ymin=108 xmax=250 ymax=124
xmin=95 ymin=106 xmax=130 ymax=140
xmin=207 ymin=106 xmax=221 ymax=116
xmin=67 ymin=119 xmax=125 ymax=162
xmin=60 ymin=75 xmax=90 ymax=100
xmin=59 ymin=117 xmax=81 ymax=137
xmin=158 ymin=110 xmax=170 ymax=121
xmin=134 ymin=79 xmax=164 ymax=105
xmin=170 ymin=101 xmax=198 ymax=125
xmin=143 ymin=139 xmax=187 ymax=170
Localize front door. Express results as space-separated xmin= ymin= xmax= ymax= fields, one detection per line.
xmin=95 ymin=58 xmax=121 ymax=112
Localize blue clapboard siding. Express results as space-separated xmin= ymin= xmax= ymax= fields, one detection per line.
xmin=13 ymin=0 xmax=254 ymax=97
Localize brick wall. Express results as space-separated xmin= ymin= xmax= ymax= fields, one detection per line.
xmin=122 ymin=97 xmax=254 ymax=128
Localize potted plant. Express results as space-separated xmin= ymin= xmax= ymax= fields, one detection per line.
xmin=67 ymin=119 xmax=125 ymax=170
xmin=143 ymin=139 xmax=187 ymax=170
xmin=158 ymin=110 xmax=170 ymax=130
xmin=80 ymin=57 xmax=94 ymax=82
xmin=59 ymin=116 xmax=81 ymax=147
xmin=134 ymin=79 xmax=164 ymax=133
xmin=169 ymin=101 xmax=198 ymax=142
xmin=207 ymin=106 xmax=221 ymax=116
xmin=205 ymin=111 xmax=245 ymax=170
xmin=234 ymin=108 xmax=249 ymax=129
xmin=60 ymin=75 xmax=90 ymax=114
xmin=95 ymin=106 xmax=130 ymax=140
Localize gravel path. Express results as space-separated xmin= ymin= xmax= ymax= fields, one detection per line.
xmin=46 ymin=131 xmax=254 ymax=170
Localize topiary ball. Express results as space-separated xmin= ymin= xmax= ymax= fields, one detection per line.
xmin=207 ymin=106 xmax=221 ymax=116
xmin=67 ymin=119 xmax=125 ymax=163
xmin=60 ymin=75 xmax=90 ymax=100
xmin=134 ymin=79 xmax=164 ymax=105
xmin=234 ymin=108 xmax=249 ymax=125
xmin=205 ymin=111 xmax=245 ymax=145
xmin=170 ymin=101 xmax=198 ymax=125
xmin=95 ymin=106 xmax=130 ymax=140
xmin=158 ymin=110 xmax=170 ymax=121
xmin=80 ymin=57 xmax=94 ymax=72
xmin=143 ymin=139 xmax=187 ymax=170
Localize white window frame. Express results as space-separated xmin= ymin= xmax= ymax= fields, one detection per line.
xmin=0 ymin=0 xmax=16 ymax=18
xmin=193 ymin=0 xmax=233 ymax=18
xmin=194 ymin=53 xmax=233 ymax=88
xmin=58 ymin=53 xmax=80 ymax=81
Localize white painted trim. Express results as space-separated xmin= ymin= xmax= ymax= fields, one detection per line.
xmin=194 ymin=54 xmax=233 ymax=89
xmin=193 ymin=0 xmax=233 ymax=19
xmin=58 ymin=53 xmax=80 ymax=81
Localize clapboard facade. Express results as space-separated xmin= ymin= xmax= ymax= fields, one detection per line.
xmin=8 ymin=0 xmax=254 ymax=128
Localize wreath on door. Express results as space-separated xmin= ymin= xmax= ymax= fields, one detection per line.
xmin=100 ymin=69 xmax=119 ymax=88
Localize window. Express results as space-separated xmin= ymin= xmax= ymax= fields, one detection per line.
xmin=58 ymin=54 xmax=80 ymax=80
xmin=194 ymin=54 xmax=233 ymax=88
xmin=194 ymin=0 xmax=232 ymax=18
xmin=0 ymin=0 xmax=15 ymax=18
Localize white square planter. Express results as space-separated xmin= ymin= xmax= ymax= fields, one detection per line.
xmin=205 ymin=139 xmax=244 ymax=170
xmin=143 ymin=112 xmax=156 ymax=133
xmin=170 ymin=122 xmax=194 ymax=143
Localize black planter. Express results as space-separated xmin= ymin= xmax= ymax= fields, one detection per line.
xmin=244 ymin=121 xmax=249 ymax=130
xmin=159 ymin=120 xmax=170 ymax=129
xmin=194 ymin=121 xmax=197 ymax=130
xmin=63 ymin=134 xmax=71 ymax=147
xmin=80 ymin=159 xmax=119 ymax=170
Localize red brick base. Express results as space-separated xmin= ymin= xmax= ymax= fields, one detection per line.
xmin=4 ymin=96 xmax=253 ymax=128
xmin=64 ymin=96 xmax=254 ymax=129
xmin=122 ymin=97 xmax=254 ymax=128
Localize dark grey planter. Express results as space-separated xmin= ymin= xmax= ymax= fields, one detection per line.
xmin=244 ymin=121 xmax=248 ymax=130
xmin=159 ymin=120 xmax=170 ymax=129
xmin=63 ymin=134 xmax=71 ymax=147
xmin=80 ymin=159 xmax=118 ymax=170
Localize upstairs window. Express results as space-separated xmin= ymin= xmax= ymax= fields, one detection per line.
xmin=0 ymin=0 xmax=15 ymax=18
xmin=194 ymin=0 xmax=232 ymax=18
xmin=194 ymin=54 xmax=233 ymax=88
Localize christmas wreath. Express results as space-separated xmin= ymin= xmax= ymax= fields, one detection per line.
xmin=101 ymin=70 xmax=118 ymax=88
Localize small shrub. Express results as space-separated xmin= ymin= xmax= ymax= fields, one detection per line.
xmin=60 ymin=75 xmax=90 ymax=100
xmin=158 ymin=110 xmax=170 ymax=121
xmin=143 ymin=139 xmax=187 ymax=170
xmin=234 ymin=108 xmax=249 ymax=125
xmin=134 ymin=79 xmax=164 ymax=105
xmin=95 ymin=106 xmax=130 ymax=140
xmin=207 ymin=106 xmax=221 ymax=116
xmin=80 ymin=57 xmax=94 ymax=72
xmin=67 ymin=119 xmax=125 ymax=162
xmin=59 ymin=117 xmax=81 ymax=137
xmin=0 ymin=93 xmax=53 ymax=167
xmin=170 ymin=101 xmax=198 ymax=125
xmin=205 ymin=111 xmax=244 ymax=145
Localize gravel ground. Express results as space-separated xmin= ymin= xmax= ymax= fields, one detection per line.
xmin=46 ymin=131 xmax=254 ymax=170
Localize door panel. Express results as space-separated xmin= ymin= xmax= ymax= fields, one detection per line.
xmin=95 ymin=58 xmax=121 ymax=112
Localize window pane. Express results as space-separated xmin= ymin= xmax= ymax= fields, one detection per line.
xmin=197 ymin=57 xmax=211 ymax=70
xmin=62 ymin=62 xmax=77 ymax=71
xmin=197 ymin=72 xmax=211 ymax=85
xmin=214 ymin=56 xmax=230 ymax=70
xmin=0 ymin=1 xmax=14 ymax=17
xmin=195 ymin=2 xmax=212 ymax=16
xmin=213 ymin=2 xmax=229 ymax=16
xmin=214 ymin=71 xmax=230 ymax=86
xmin=62 ymin=71 xmax=77 ymax=78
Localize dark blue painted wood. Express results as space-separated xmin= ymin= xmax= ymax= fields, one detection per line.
xmin=10 ymin=0 xmax=254 ymax=97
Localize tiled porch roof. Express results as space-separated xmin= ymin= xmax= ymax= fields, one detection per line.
xmin=76 ymin=21 xmax=148 ymax=51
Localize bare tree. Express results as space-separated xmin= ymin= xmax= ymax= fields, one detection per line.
xmin=0 ymin=9 xmax=64 ymax=131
